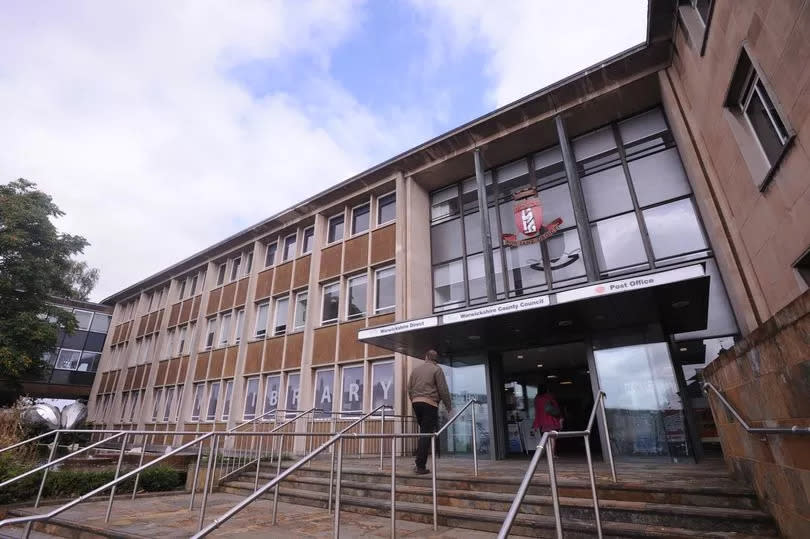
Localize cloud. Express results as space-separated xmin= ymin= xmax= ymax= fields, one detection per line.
xmin=0 ymin=0 xmax=418 ymax=301
xmin=411 ymin=0 xmax=648 ymax=107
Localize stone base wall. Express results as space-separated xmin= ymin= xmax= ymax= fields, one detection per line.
xmin=704 ymin=290 xmax=810 ymax=538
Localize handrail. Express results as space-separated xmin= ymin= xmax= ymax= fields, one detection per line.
xmin=703 ymin=382 xmax=810 ymax=435
xmin=498 ymin=391 xmax=614 ymax=539
xmin=192 ymin=404 xmax=389 ymax=538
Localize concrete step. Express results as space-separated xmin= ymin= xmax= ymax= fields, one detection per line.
xmin=218 ymin=482 xmax=777 ymax=538
xmin=0 ymin=519 xmax=134 ymax=539
xmin=223 ymin=475 xmax=777 ymax=536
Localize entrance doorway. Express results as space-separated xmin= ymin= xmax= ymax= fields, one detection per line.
xmin=499 ymin=342 xmax=601 ymax=459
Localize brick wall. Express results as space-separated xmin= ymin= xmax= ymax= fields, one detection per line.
xmin=704 ymin=290 xmax=810 ymax=537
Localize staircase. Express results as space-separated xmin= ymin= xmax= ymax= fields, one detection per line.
xmin=219 ymin=458 xmax=779 ymax=538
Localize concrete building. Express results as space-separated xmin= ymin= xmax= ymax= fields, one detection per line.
xmin=88 ymin=0 xmax=809 ymax=534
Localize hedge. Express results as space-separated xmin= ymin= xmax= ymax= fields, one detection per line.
xmin=0 ymin=454 xmax=186 ymax=505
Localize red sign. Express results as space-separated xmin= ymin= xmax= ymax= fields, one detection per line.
xmin=502 ymin=188 xmax=562 ymax=247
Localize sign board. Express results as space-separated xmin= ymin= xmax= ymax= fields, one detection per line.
xmin=555 ymin=264 xmax=704 ymax=304
xmin=357 ymin=316 xmax=438 ymax=340
xmin=442 ymin=295 xmax=549 ymax=324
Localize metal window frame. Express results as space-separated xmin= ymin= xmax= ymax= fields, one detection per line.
xmin=205 ymin=380 xmax=221 ymax=422
xmin=312 ymin=368 xmax=335 ymax=420
xmin=345 ymin=273 xmax=369 ymax=320
xmin=254 ymin=302 xmax=269 ymax=338
xmin=301 ymin=226 xmax=315 ymax=254
xmin=321 ymin=281 xmax=341 ymax=325
xmin=264 ymin=241 xmax=278 ymax=268
xmin=370 ymin=359 xmax=395 ymax=414
xmin=281 ymin=233 xmax=297 ymax=262
xmin=373 ymin=265 xmax=396 ymax=314
xmin=151 ymin=387 xmax=163 ymax=422
xmin=162 ymin=386 xmax=175 ymax=422
xmin=339 ymin=363 xmax=366 ymax=418
xmin=376 ymin=190 xmax=396 ymax=226
xmin=327 ymin=213 xmax=346 ymax=244
xmin=218 ymin=314 xmax=231 ymax=346
xmin=350 ymin=201 xmax=371 ymax=236
xmin=292 ymin=291 xmax=308 ymax=331
xmin=242 ymin=377 xmax=260 ymax=420
xmin=221 ymin=380 xmax=234 ymax=421
xmin=262 ymin=373 xmax=282 ymax=419
xmin=273 ymin=296 xmax=290 ymax=337
xmin=229 ymin=257 xmax=242 ymax=283
xmin=191 ymin=382 xmax=205 ymax=421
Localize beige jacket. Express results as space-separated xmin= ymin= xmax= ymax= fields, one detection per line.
xmin=408 ymin=360 xmax=452 ymax=410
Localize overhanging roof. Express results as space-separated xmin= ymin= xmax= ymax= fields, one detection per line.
xmin=358 ymin=264 xmax=709 ymax=358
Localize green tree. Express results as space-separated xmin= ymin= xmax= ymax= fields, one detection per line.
xmin=0 ymin=179 xmax=99 ymax=402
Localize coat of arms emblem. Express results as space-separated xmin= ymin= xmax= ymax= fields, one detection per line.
xmin=502 ymin=187 xmax=562 ymax=247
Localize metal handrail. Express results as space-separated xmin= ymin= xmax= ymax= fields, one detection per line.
xmin=191 ymin=404 xmax=390 ymax=538
xmin=498 ymin=391 xmax=615 ymax=539
xmin=703 ymin=382 xmax=810 ymax=435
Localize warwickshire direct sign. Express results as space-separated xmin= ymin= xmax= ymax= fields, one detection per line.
xmin=357 ymin=316 xmax=438 ymax=340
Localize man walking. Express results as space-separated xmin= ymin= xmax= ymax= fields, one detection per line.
xmin=408 ymin=349 xmax=452 ymax=474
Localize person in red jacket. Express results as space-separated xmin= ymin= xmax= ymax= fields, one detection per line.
xmin=533 ymin=385 xmax=562 ymax=456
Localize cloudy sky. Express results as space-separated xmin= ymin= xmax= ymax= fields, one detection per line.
xmin=1 ymin=1 xmax=647 ymax=302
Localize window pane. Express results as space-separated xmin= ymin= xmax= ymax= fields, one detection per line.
xmin=618 ymin=108 xmax=668 ymax=144
xmin=313 ymin=369 xmax=334 ymax=418
xmin=352 ymin=204 xmax=370 ymax=235
xmin=55 ymin=349 xmax=81 ymax=370
xmin=274 ymin=298 xmax=289 ymax=336
xmin=221 ymin=380 xmax=233 ymax=420
xmin=628 ymin=148 xmax=691 ymax=207
xmin=496 ymin=159 xmax=530 ymax=200
xmin=284 ymin=372 xmax=301 ymax=417
xmin=219 ymin=315 xmax=231 ymax=345
xmin=217 ymin=264 xmax=226 ymax=285
xmin=534 ymin=146 xmax=566 ymax=186
xmin=74 ymin=310 xmax=93 ymax=331
xmin=265 ymin=243 xmax=277 ymax=267
xmin=347 ymin=275 xmax=367 ymax=319
xmin=192 ymin=384 xmax=204 ymax=420
xmin=378 ymin=193 xmax=396 ymax=224
xmin=746 ymin=84 xmax=786 ymax=164
xmin=548 ymin=229 xmax=586 ymax=285
xmin=328 ymin=215 xmax=345 ymax=243
xmin=163 ymin=387 xmax=175 ymax=421
xmin=375 ymin=267 xmax=395 ymax=313
xmin=341 ymin=365 xmax=364 ymax=416
xmin=263 ymin=375 xmax=281 ymax=416
xmin=573 ymin=126 xmax=617 ymax=161
xmin=77 ymin=351 xmax=101 ymax=372
xmin=255 ymin=303 xmax=269 ymax=337
xmin=322 ymin=283 xmax=340 ymax=323
xmin=90 ymin=314 xmax=111 ymax=333
xmin=206 ymin=382 xmax=220 ymax=421
xmin=283 ymin=235 xmax=296 ymax=260
xmin=371 ymin=362 xmax=395 ymax=410
xmin=294 ymin=292 xmax=307 ymax=330
xmin=234 ymin=310 xmax=245 ymax=343
xmin=243 ymin=254 xmax=252 ymax=276
xmin=505 ymin=243 xmax=546 ymax=295
xmin=591 ymin=213 xmax=648 ymax=273
xmin=581 ymin=166 xmax=633 ymax=221
xmin=433 ymin=260 xmax=465 ymax=309
xmin=152 ymin=388 xmax=162 ymax=421
xmin=464 ymin=207 xmax=499 ymax=255
xmin=539 ymin=182 xmax=575 ymax=226
xmin=431 ymin=185 xmax=460 ymax=221
xmin=431 ymin=218 xmax=464 ymax=263
xmin=643 ymin=199 xmax=708 ymax=260
xmin=230 ymin=258 xmax=241 ymax=281
xmin=302 ymin=228 xmax=314 ymax=254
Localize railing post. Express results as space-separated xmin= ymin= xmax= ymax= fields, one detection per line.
xmin=598 ymin=393 xmax=617 ymax=482
xmin=198 ymin=435 xmax=219 ymax=531
xmin=105 ymin=432 xmax=129 ymax=523
xmin=328 ymin=435 xmax=336 ymax=514
xmin=254 ymin=433 xmax=264 ymax=492
xmin=272 ymin=434 xmax=284 ymax=525
xmin=189 ymin=439 xmax=205 ymax=510
xmin=34 ymin=430 xmax=60 ymax=509
xmin=472 ymin=402 xmax=479 ymax=477
xmin=379 ymin=407 xmax=386 ymax=471
xmin=131 ymin=435 xmax=147 ymax=501
xmin=333 ymin=437 xmax=344 ymax=539
xmin=546 ymin=434 xmax=563 ymax=539
xmin=584 ymin=433 xmax=603 ymax=538
xmin=390 ymin=435 xmax=396 ymax=539
xmin=431 ymin=436 xmax=438 ymax=531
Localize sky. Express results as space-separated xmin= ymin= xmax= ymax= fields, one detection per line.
xmin=0 ymin=1 xmax=647 ymax=302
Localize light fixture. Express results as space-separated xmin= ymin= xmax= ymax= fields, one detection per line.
xmin=593 ymin=314 xmax=606 ymax=321
xmin=468 ymin=335 xmax=480 ymax=340
xmin=672 ymin=300 xmax=690 ymax=309
xmin=558 ymin=320 xmax=573 ymax=327
xmin=547 ymin=374 xmax=558 ymax=379
xmin=560 ymin=380 xmax=573 ymax=385
xmin=679 ymin=347 xmax=688 ymax=352
xmin=536 ymin=363 xmax=544 ymax=368
xmin=517 ymin=354 xmax=524 ymax=359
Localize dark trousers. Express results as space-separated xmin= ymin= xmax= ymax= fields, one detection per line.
xmin=413 ymin=402 xmax=439 ymax=469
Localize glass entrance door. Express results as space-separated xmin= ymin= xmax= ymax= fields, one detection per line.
xmin=593 ymin=342 xmax=690 ymax=461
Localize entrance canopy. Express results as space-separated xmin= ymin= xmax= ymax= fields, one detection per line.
xmin=358 ymin=264 xmax=709 ymax=358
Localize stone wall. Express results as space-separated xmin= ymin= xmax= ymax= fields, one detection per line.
xmin=704 ymin=290 xmax=810 ymax=538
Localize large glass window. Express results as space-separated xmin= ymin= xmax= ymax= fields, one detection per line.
xmin=371 ymin=361 xmax=395 ymax=410
xmin=263 ymin=374 xmax=282 ymax=417
xmin=191 ymin=383 xmax=204 ymax=421
xmin=90 ymin=313 xmax=111 ymax=333
xmin=284 ymin=373 xmax=300 ymax=417
xmin=322 ymin=282 xmax=340 ymax=323
xmin=505 ymin=244 xmax=546 ymax=295
xmin=204 ymin=318 xmax=216 ymax=350
xmin=643 ymin=199 xmax=708 ymax=262
xmin=628 ymin=148 xmax=691 ymax=207
xmin=55 ymin=349 xmax=81 ymax=370
xmin=347 ymin=274 xmax=367 ymax=319
xmin=255 ymin=303 xmax=269 ymax=338
xmin=341 ymin=364 xmax=364 ymax=417
xmin=328 ymin=215 xmax=345 ymax=243
xmin=433 ymin=260 xmax=465 ymax=311
xmin=581 ymin=167 xmax=633 ymax=221
xmin=273 ymin=297 xmax=289 ymax=336
xmin=547 ymin=229 xmax=586 ymax=286
xmin=431 ymin=185 xmax=460 ymax=222
xmin=431 ymin=219 xmax=463 ymax=263
xmin=282 ymin=234 xmax=296 ymax=261
xmin=218 ymin=314 xmax=231 ymax=346
xmin=377 ymin=193 xmax=396 ymax=225
xmin=206 ymin=381 xmax=220 ymax=421
xmin=293 ymin=292 xmax=307 ymax=331
xmin=375 ymin=267 xmax=395 ymax=313
xmin=265 ymin=242 xmax=277 ymax=267
xmin=152 ymin=388 xmax=163 ymax=421
xmin=352 ymin=203 xmax=370 ymax=235
xmin=302 ymin=227 xmax=315 ymax=254
xmin=162 ymin=386 xmax=175 ymax=422
xmin=74 ymin=310 xmax=93 ymax=331
xmin=591 ymin=213 xmax=648 ymax=275
xmin=221 ymin=380 xmax=234 ymax=420
xmin=230 ymin=257 xmax=241 ymax=282
xmin=78 ymin=351 xmax=101 ymax=372
xmin=243 ymin=377 xmax=259 ymax=419
xmin=234 ymin=309 xmax=245 ymax=344
xmin=313 ymin=369 xmax=334 ymax=419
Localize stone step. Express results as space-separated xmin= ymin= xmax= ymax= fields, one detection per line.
xmin=247 ymin=462 xmax=760 ymax=509
xmin=218 ymin=482 xmax=776 ymax=538
xmin=223 ymin=475 xmax=776 ymax=535
xmin=0 ymin=519 xmax=132 ymax=539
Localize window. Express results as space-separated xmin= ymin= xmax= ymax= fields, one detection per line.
xmin=189 ymin=274 xmax=198 ymax=296
xmin=206 ymin=381 xmax=221 ymax=421
xmin=371 ymin=361 xmax=395 ymax=411
xmin=244 ymin=252 xmax=253 ymax=275
xmin=191 ymin=383 xmax=204 ymax=421
xmin=221 ymin=380 xmax=234 ymax=420
xmin=204 ymin=318 xmax=216 ymax=351
xmin=234 ymin=309 xmax=245 ymax=344
xmin=263 ymin=374 xmax=281 ymax=417
xmin=321 ymin=282 xmax=340 ymax=324
xmin=293 ymin=292 xmax=308 ymax=331
xmin=431 ymin=185 xmax=460 ymax=222
xmin=255 ymin=303 xmax=269 ymax=338
xmin=243 ymin=377 xmax=260 ymax=419
xmin=162 ymin=386 xmax=175 ymax=422
xmin=327 ymin=214 xmax=344 ymax=243
xmin=265 ymin=242 xmax=277 ymax=267
xmin=219 ymin=314 xmax=232 ymax=346
xmin=313 ymin=369 xmax=334 ymax=419
xmin=377 ymin=193 xmax=396 ymax=225
xmin=282 ymin=234 xmax=296 ymax=261
xmin=273 ymin=297 xmax=289 ymax=336
xmin=175 ymin=386 xmax=184 ymax=421
xmin=341 ymin=365 xmax=364 ymax=417
xmin=374 ymin=267 xmax=395 ymax=314
xmin=129 ymin=391 xmax=140 ymax=422
xmin=147 ymin=292 xmax=155 ymax=312
xmin=351 ymin=203 xmax=370 ymax=235
xmin=433 ymin=260 xmax=465 ymax=311
xmin=216 ymin=264 xmax=226 ymax=286
xmin=55 ymin=349 xmax=81 ymax=370
xmin=302 ymin=227 xmax=315 ymax=254
xmin=90 ymin=313 xmax=111 ymax=333
xmin=177 ymin=325 xmax=187 ymax=355
xmin=740 ymin=73 xmax=789 ymax=165
xmin=74 ymin=310 xmax=93 ymax=331
xmin=230 ymin=257 xmax=241 ymax=282
xmin=152 ymin=388 xmax=163 ymax=421
xmin=795 ymin=247 xmax=810 ymax=287
xmin=691 ymin=0 xmax=712 ymax=24
xmin=178 ymin=279 xmax=187 ymax=300
xmin=346 ymin=274 xmax=368 ymax=319
xmin=77 ymin=351 xmax=101 ymax=372
xmin=284 ymin=373 xmax=300 ymax=417
xmin=120 ymin=393 xmax=129 ymax=422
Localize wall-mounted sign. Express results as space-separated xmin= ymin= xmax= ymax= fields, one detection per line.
xmin=502 ymin=187 xmax=563 ymax=247
xmin=357 ymin=316 xmax=438 ymax=340
xmin=555 ymin=264 xmax=704 ymax=304
xmin=442 ymin=294 xmax=549 ymax=324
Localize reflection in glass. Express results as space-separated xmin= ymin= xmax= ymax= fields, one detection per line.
xmin=643 ymin=199 xmax=707 ymax=261
xmin=618 ymin=108 xmax=667 ymax=144
xmin=539 ymin=182 xmax=575 ymax=226
xmin=431 ymin=219 xmax=464 ymax=263
xmin=341 ymin=365 xmax=364 ymax=416
xmin=591 ymin=213 xmax=648 ymax=274
xmin=594 ymin=342 xmax=688 ymax=459
xmin=581 ymin=166 xmax=633 ymax=221
xmin=464 ymin=207 xmax=499 ymax=255
xmin=313 ymin=369 xmax=334 ymax=418
xmin=439 ymin=355 xmax=490 ymax=457
xmin=628 ymin=148 xmax=691 ymax=207
xmin=573 ymin=126 xmax=617 ymax=161
xmin=548 ymin=229 xmax=586 ymax=285
xmin=371 ymin=362 xmax=395 ymax=409
xmin=433 ymin=260 xmax=465 ymax=310
xmin=505 ymin=243 xmax=546 ymax=295
xmin=431 ymin=185 xmax=460 ymax=221
xmin=285 ymin=373 xmax=300 ymax=417
xmin=263 ymin=375 xmax=281 ymax=416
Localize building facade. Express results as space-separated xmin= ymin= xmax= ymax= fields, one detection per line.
xmin=89 ymin=0 xmax=808 ymax=485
